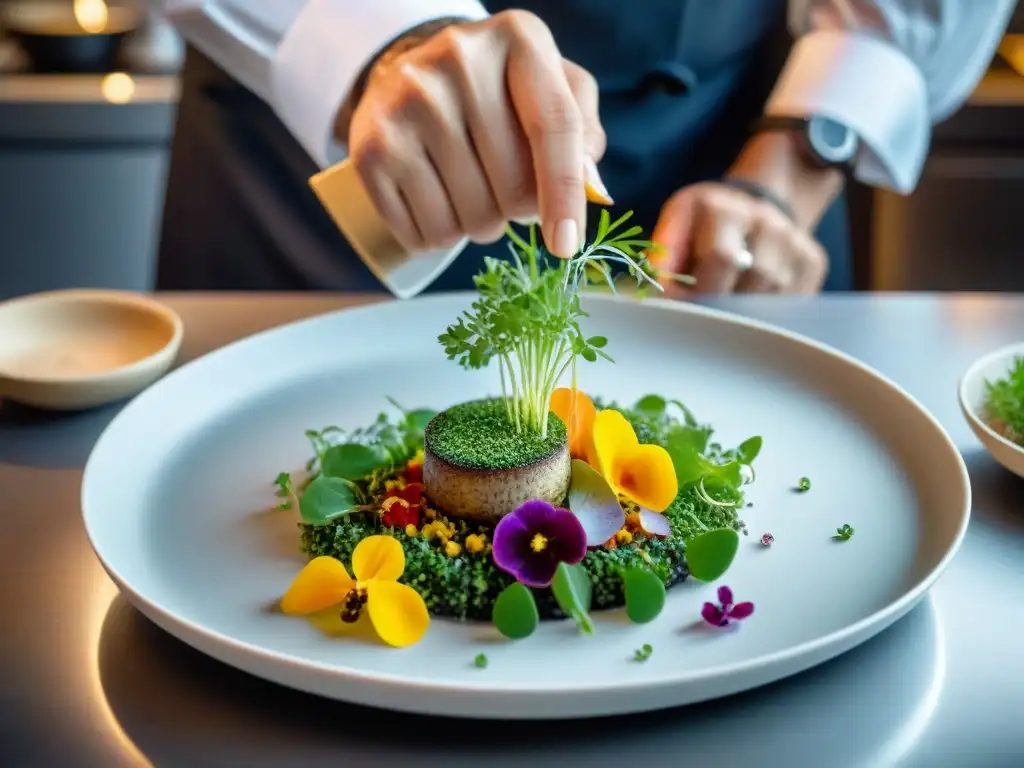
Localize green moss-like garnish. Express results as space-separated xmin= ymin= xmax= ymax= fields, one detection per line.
xmin=298 ymin=401 xmax=747 ymax=621
xmin=425 ymin=398 xmax=566 ymax=470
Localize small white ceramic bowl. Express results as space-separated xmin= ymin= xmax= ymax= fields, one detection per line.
xmin=0 ymin=289 xmax=183 ymax=410
xmin=959 ymin=341 xmax=1024 ymax=478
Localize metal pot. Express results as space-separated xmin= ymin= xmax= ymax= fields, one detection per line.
xmin=1 ymin=2 xmax=140 ymax=74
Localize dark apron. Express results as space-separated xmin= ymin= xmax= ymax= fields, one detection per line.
xmin=156 ymin=0 xmax=851 ymax=293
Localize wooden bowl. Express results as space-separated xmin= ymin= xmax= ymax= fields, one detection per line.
xmin=0 ymin=289 xmax=183 ymax=410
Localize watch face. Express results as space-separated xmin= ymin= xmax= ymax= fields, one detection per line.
xmin=807 ymin=116 xmax=858 ymax=164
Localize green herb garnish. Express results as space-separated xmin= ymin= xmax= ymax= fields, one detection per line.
xmin=834 ymin=524 xmax=854 ymax=541
xmin=273 ymin=472 xmax=299 ymax=510
xmin=797 ymin=476 xmax=811 ymax=492
xmin=474 ymin=653 xmax=488 ymax=669
xmin=633 ymin=644 xmax=653 ymax=662
xmin=438 ymin=212 xmax=687 ymax=438
xmin=982 ymin=356 xmax=1024 ymax=444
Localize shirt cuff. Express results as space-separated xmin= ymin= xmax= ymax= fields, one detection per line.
xmin=270 ymin=0 xmax=490 ymax=168
xmin=765 ymin=29 xmax=929 ymax=195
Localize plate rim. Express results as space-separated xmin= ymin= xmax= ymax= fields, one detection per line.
xmin=81 ymin=292 xmax=972 ymax=703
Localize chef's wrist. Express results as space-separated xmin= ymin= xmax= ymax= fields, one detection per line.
xmin=726 ymin=131 xmax=844 ymax=231
xmin=332 ymin=16 xmax=469 ymax=145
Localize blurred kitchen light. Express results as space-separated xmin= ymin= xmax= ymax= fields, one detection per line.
xmin=74 ymin=0 xmax=110 ymax=34
xmin=101 ymin=73 xmax=135 ymax=104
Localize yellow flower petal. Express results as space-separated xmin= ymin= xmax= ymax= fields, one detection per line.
xmin=550 ymin=387 xmax=598 ymax=464
xmin=280 ymin=556 xmax=354 ymax=616
xmin=611 ymin=444 xmax=678 ymax=512
xmin=592 ymin=409 xmax=639 ymax=476
xmin=365 ymin=580 xmax=430 ymax=648
xmin=352 ymin=534 xmax=405 ymax=582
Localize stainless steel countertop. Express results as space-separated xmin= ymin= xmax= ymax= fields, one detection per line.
xmin=2 ymin=292 xmax=1023 ymax=768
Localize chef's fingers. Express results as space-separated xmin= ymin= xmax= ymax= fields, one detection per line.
xmin=689 ymin=192 xmax=752 ymax=294
xmin=507 ymin=16 xmax=586 ymax=258
xmin=395 ymin=54 xmax=506 ymax=244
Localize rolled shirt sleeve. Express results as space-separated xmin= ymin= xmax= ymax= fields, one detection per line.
xmin=767 ymin=0 xmax=1017 ymax=193
xmin=148 ymin=0 xmax=490 ymax=168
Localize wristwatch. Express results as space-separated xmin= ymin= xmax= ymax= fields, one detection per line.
xmin=753 ymin=115 xmax=859 ymax=171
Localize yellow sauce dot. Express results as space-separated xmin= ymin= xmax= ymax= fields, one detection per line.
xmin=444 ymin=540 xmax=462 ymax=557
xmin=405 ymin=524 xmax=418 ymax=537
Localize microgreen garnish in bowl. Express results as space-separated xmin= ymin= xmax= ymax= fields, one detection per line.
xmin=981 ymin=355 xmax=1024 ymax=445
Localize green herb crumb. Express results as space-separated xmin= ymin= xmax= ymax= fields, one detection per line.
xmin=633 ymin=644 xmax=653 ymax=662
xmin=833 ymin=523 xmax=854 ymax=541
xmin=474 ymin=653 xmax=488 ymax=669
xmin=797 ymin=476 xmax=811 ymax=492
xmin=424 ymin=398 xmax=567 ymax=470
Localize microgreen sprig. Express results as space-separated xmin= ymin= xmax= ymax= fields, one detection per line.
xmin=633 ymin=643 xmax=653 ymax=662
xmin=438 ymin=211 xmax=689 ymax=437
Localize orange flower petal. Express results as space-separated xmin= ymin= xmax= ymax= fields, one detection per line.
xmin=611 ymin=444 xmax=678 ymax=513
xmin=352 ymin=535 xmax=405 ymax=582
xmin=592 ymin=409 xmax=639 ymax=476
xmin=280 ymin=556 xmax=355 ymax=616
xmin=550 ymin=388 xmax=598 ymax=463
xmin=365 ymin=580 xmax=430 ymax=647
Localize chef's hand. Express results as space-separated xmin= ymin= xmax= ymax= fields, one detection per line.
xmin=651 ymin=132 xmax=842 ymax=294
xmin=345 ymin=11 xmax=610 ymax=259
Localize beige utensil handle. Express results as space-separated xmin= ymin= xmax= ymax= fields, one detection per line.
xmin=308 ymin=159 xmax=468 ymax=299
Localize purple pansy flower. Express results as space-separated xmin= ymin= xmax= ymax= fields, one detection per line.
xmin=492 ymin=499 xmax=587 ymax=587
xmin=701 ymin=585 xmax=755 ymax=627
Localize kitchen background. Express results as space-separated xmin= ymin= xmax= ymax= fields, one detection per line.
xmin=0 ymin=0 xmax=1022 ymax=302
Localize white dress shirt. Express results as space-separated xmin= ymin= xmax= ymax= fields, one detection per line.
xmin=148 ymin=0 xmax=1015 ymax=194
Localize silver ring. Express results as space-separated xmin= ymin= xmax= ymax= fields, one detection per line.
xmin=734 ymin=247 xmax=754 ymax=272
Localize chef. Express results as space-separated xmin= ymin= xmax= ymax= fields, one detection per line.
xmin=148 ymin=1 xmax=1013 ymax=294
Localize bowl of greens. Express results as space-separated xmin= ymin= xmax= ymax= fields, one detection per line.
xmin=959 ymin=342 xmax=1024 ymax=478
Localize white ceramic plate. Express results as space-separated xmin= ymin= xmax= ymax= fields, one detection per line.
xmin=81 ymin=294 xmax=970 ymax=719
xmin=959 ymin=341 xmax=1024 ymax=478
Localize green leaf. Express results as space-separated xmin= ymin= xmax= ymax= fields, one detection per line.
xmin=622 ymin=568 xmax=666 ymax=624
xmin=320 ymin=443 xmax=385 ymax=481
xmin=581 ymin=347 xmax=597 ymax=363
xmin=634 ymin=394 xmax=667 ymax=419
xmin=492 ymin=582 xmax=539 ymax=639
xmin=552 ymin=562 xmax=594 ymax=634
xmin=298 ymin=475 xmax=361 ymax=526
xmin=738 ymin=436 xmax=762 ymax=464
xmin=668 ymin=399 xmax=699 ymax=427
xmin=404 ymin=409 xmax=437 ymax=434
xmin=586 ymin=335 xmax=608 ymax=349
xmin=685 ymin=528 xmax=740 ymax=582
xmin=567 ymin=459 xmax=625 ymax=547
xmin=663 ymin=429 xmax=710 ymax=486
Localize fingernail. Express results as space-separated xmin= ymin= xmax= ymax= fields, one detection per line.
xmin=583 ymin=158 xmax=613 ymax=206
xmin=552 ymin=219 xmax=579 ymax=259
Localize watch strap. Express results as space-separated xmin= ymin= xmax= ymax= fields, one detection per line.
xmin=751 ymin=114 xmax=858 ymax=172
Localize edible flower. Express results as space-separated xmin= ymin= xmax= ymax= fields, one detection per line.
xmin=592 ymin=409 xmax=678 ymax=512
xmin=280 ymin=535 xmax=429 ymax=648
xmin=492 ymin=499 xmax=587 ymax=587
xmin=550 ymin=387 xmax=597 ymax=464
xmin=381 ymin=482 xmax=424 ymax=528
xmin=701 ymin=585 xmax=754 ymax=627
